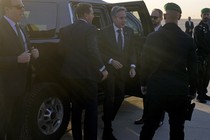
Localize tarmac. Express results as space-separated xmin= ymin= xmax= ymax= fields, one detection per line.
xmin=61 ymin=91 xmax=210 ymax=140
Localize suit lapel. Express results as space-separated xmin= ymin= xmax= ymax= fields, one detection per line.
xmin=2 ymin=18 xmax=25 ymax=51
xmin=108 ymin=26 xmax=118 ymax=48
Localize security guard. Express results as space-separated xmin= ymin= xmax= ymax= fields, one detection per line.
xmin=139 ymin=3 xmax=197 ymax=140
xmin=194 ymin=8 xmax=210 ymax=103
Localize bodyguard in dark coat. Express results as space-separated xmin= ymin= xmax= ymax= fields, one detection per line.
xmin=59 ymin=3 xmax=108 ymax=140
xmin=99 ymin=6 xmax=136 ymax=140
xmin=194 ymin=8 xmax=210 ymax=103
xmin=0 ymin=0 xmax=39 ymax=139
xmin=139 ymin=3 xmax=197 ymax=140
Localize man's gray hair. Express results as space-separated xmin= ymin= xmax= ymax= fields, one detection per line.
xmin=111 ymin=6 xmax=127 ymax=17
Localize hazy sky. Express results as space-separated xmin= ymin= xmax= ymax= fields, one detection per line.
xmin=104 ymin=0 xmax=210 ymax=19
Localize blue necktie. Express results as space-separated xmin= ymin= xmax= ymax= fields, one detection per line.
xmin=117 ymin=29 xmax=122 ymax=49
xmin=15 ymin=24 xmax=25 ymax=50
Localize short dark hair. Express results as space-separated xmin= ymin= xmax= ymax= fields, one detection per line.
xmin=75 ymin=3 xmax=92 ymax=18
xmin=111 ymin=6 xmax=127 ymax=17
xmin=152 ymin=8 xmax=163 ymax=18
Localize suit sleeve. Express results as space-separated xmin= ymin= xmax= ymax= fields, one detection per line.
xmin=86 ymin=25 xmax=105 ymax=70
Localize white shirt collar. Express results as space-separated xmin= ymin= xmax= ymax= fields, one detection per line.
xmin=154 ymin=24 xmax=162 ymax=31
xmin=4 ymin=16 xmax=16 ymax=28
xmin=113 ymin=23 xmax=123 ymax=32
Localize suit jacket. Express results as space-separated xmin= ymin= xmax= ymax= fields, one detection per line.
xmin=185 ymin=21 xmax=194 ymax=33
xmin=141 ymin=23 xmax=197 ymax=95
xmin=0 ymin=17 xmax=31 ymax=96
xmin=59 ymin=20 xmax=104 ymax=82
xmin=98 ymin=25 xmax=136 ymax=77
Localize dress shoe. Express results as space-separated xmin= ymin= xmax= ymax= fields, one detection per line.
xmin=134 ymin=118 xmax=144 ymax=125
xmin=204 ymin=95 xmax=210 ymax=100
xmin=197 ymin=96 xmax=207 ymax=103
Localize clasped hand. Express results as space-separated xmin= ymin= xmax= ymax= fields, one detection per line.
xmin=17 ymin=47 xmax=39 ymax=63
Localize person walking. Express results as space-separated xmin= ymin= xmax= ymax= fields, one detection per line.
xmin=194 ymin=8 xmax=210 ymax=103
xmin=59 ymin=3 xmax=108 ymax=140
xmin=139 ymin=3 xmax=197 ymax=140
xmin=185 ymin=16 xmax=194 ymax=37
xmin=0 ymin=0 xmax=39 ymax=139
xmin=98 ymin=6 xmax=136 ymax=140
xmin=134 ymin=8 xmax=165 ymax=126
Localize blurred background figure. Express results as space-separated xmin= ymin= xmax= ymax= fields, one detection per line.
xmin=185 ymin=16 xmax=194 ymax=37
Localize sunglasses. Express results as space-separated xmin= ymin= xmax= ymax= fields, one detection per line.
xmin=151 ymin=16 xmax=159 ymax=20
xmin=10 ymin=5 xmax=24 ymax=10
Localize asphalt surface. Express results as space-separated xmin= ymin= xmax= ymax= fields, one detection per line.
xmin=61 ymin=91 xmax=210 ymax=140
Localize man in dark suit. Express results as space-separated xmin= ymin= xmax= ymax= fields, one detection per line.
xmin=59 ymin=3 xmax=108 ymax=140
xmin=0 ymin=0 xmax=39 ymax=139
xmin=99 ymin=6 xmax=136 ymax=140
xmin=139 ymin=3 xmax=197 ymax=140
xmin=185 ymin=16 xmax=194 ymax=37
xmin=134 ymin=8 xmax=165 ymax=126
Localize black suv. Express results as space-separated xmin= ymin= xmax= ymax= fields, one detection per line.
xmin=16 ymin=0 xmax=154 ymax=139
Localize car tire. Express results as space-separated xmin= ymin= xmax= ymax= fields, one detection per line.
xmin=21 ymin=83 xmax=71 ymax=140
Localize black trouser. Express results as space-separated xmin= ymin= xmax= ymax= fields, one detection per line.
xmin=0 ymin=96 xmax=23 ymax=140
xmin=142 ymin=96 xmax=165 ymax=122
xmin=66 ymin=79 xmax=98 ymax=140
xmin=102 ymin=74 xmax=125 ymax=130
xmin=197 ymin=56 xmax=210 ymax=97
xmin=140 ymin=94 xmax=187 ymax=140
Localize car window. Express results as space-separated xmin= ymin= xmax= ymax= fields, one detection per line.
xmin=126 ymin=11 xmax=144 ymax=36
xmin=21 ymin=2 xmax=57 ymax=38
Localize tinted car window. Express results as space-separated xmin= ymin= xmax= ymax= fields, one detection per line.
xmin=21 ymin=2 xmax=57 ymax=38
xmin=126 ymin=11 xmax=144 ymax=36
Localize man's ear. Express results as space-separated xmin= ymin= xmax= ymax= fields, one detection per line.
xmin=163 ymin=13 xmax=166 ymax=20
xmin=178 ymin=14 xmax=181 ymax=20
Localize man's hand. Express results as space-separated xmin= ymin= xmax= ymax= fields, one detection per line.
xmin=31 ymin=47 xmax=39 ymax=59
xmin=101 ymin=70 xmax=108 ymax=81
xmin=141 ymin=86 xmax=147 ymax=95
xmin=111 ymin=59 xmax=123 ymax=69
xmin=129 ymin=68 xmax=136 ymax=78
xmin=17 ymin=50 xmax=31 ymax=63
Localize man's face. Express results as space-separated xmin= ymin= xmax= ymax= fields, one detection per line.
xmin=4 ymin=0 xmax=24 ymax=22
xmin=85 ymin=7 xmax=94 ymax=24
xmin=201 ymin=12 xmax=210 ymax=23
xmin=112 ymin=10 xmax=126 ymax=28
xmin=151 ymin=10 xmax=162 ymax=27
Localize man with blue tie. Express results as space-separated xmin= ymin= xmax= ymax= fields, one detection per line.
xmin=0 ymin=0 xmax=39 ymax=139
xmin=99 ymin=6 xmax=136 ymax=140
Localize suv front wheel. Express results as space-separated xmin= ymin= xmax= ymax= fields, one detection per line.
xmin=21 ymin=83 xmax=71 ymax=140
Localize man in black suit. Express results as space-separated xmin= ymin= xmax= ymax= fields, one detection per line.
xmin=99 ymin=6 xmax=136 ymax=140
xmin=0 ymin=0 xmax=39 ymax=139
xmin=139 ymin=3 xmax=197 ymax=140
xmin=185 ymin=16 xmax=194 ymax=37
xmin=134 ymin=8 xmax=165 ymax=126
xmin=59 ymin=3 xmax=108 ymax=140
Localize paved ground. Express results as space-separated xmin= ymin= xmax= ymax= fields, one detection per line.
xmin=61 ymin=92 xmax=210 ymax=140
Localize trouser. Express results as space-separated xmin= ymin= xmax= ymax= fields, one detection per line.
xmin=140 ymin=94 xmax=187 ymax=140
xmin=142 ymin=96 xmax=165 ymax=122
xmin=103 ymin=74 xmax=125 ymax=130
xmin=66 ymin=79 xmax=98 ymax=140
xmin=197 ymin=56 xmax=210 ymax=97
xmin=0 ymin=96 xmax=23 ymax=140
